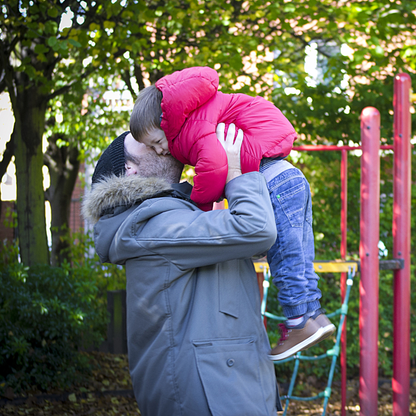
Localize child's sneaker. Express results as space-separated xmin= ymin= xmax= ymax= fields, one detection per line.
xmin=300 ymin=309 xmax=336 ymax=351
xmin=311 ymin=308 xmax=336 ymax=339
xmin=268 ymin=316 xmax=324 ymax=361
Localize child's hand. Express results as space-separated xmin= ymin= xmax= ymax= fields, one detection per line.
xmin=216 ymin=123 xmax=243 ymax=183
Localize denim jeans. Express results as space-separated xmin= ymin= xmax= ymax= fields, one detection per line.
xmin=266 ymin=167 xmax=322 ymax=319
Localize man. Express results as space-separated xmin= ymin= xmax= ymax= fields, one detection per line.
xmin=82 ymin=125 xmax=282 ymax=415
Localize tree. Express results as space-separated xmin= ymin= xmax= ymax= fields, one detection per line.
xmin=1 ymin=0 xmax=415 ymax=266
xmin=1 ymin=0 xmax=96 ymax=265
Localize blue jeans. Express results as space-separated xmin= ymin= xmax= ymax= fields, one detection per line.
xmin=266 ymin=167 xmax=322 ymax=319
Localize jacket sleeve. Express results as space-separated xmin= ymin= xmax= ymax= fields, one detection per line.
xmin=189 ymin=132 xmax=228 ymax=211
xmin=129 ymin=172 xmax=277 ymax=271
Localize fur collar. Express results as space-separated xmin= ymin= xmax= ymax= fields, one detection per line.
xmin=82 ymin=174 xmax=173 ymax=224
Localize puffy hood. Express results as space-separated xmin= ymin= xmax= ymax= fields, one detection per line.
xmin=82 ymin=174 xmax=173 ymax=224
xmin=82 ymin=174 xmax=196 ymax=264
xmin=155 ymin=66 xmax=219 ymax=141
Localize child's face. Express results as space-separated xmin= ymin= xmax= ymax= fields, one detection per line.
xmin=141 ymin=129 xmax=170 ymax=155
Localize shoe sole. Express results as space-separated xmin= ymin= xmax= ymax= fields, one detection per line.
xmin=268 ymin=327 xmax=325 ymax=361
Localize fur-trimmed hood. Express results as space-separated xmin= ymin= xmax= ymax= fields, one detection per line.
xmin=82 ymin=174 xmax=195 ymax=264
xmin=82 ymin=174 xmax=173 ymax=224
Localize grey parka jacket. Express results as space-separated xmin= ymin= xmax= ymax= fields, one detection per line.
xmin=82 ymin=171 xmax=282 ymax=416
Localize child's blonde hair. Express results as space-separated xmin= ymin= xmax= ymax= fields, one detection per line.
xmin=130 ymin=85 xmax=163 ymax=142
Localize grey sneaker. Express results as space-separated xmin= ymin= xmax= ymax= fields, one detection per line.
xmin=300 ymin=309 xmax=336 ymax=350
xmin=311 ymin=308 xmax=336 ymax=339
xmin=268 ymin=317 xmax=324 ymax=361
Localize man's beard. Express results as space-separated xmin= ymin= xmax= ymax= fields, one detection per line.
xmin=139 ymin=152 xmax=184 ymax=184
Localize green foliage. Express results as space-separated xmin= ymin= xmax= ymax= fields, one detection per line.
xmin=65 ymin=229 xmax=126 ymax=292
xmin=0 ymin=261 xmax=107 ymax=393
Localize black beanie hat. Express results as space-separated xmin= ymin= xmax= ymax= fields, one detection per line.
xmin=92 ymin=131 xmax=129 ymax=184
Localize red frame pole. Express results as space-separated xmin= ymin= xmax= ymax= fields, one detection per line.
xmin=359 ymin=107 xmax=380 ymax=416
xmin=392 ymin=73 xmax=411 ymax=416
xmin=340 ymin=149 xmax=348 ymax=416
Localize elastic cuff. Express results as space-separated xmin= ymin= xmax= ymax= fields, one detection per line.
xmin=282 ymin=303 xmax=308 ymax=319
xmin=282 ymin=300 xmax=322 ymax=319
xmin=306 ymin=300 xmax=322 ymax=314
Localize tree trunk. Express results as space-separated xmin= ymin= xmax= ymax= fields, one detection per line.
xmin=13 ymin=88 xmax=49 ymax=266
xmin=45 ymin=135 xmax=81 ymax=266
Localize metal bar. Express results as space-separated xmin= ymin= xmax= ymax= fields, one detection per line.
xmin=340 ymin=148 xmax=348 ymax=416
xmin=359 ymin=107 xmax=380 ymax=416
xmin=293 ymin=145 xmax=393 ymax=151
xmin=283 ymin=351 xmax=302 ymax=415
xmin=392 ymin=73 xmax=412 ymax=416
xmin=286 ymin=392 xmax=327 ymax=402
xmin=260 ymin=268 xmax=270 ymax=328
xmin=254 ymin=259 xmax=402 ymax=275
xmin=253 ymin=261 xmax=359 ymax=274
xmin=380 ymin=259 xmax=404 ymax=270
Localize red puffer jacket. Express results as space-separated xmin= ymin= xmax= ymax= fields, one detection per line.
xmin=156 ymin=66 xmax=297 ymax=211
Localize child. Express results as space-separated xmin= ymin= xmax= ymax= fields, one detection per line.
xmin=129 ymin=66 xmax=335 ymax=360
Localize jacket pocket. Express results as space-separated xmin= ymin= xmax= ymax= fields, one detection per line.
xmin=193 ymin=337 xmax=275 ymax=416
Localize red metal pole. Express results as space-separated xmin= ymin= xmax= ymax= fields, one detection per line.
xmin=340 ymin=149 xmax=348 ymax=416
xmin=392 ymin=73 xmax=411 ymax=416
xmin=359 ymin=107 xmax=380 ymax=416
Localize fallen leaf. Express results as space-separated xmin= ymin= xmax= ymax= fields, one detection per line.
xmin=68 ymin=393 xmax=77 ymax=402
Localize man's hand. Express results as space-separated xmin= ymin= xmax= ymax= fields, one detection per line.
xmin=216 ymin=123 xmax=243 ymax=183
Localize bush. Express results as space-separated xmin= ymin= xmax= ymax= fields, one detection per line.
xmin=0 ymin=262 xmax=107 ymax=393
xmin=65 ymin=230 xmax=126 ymax=292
